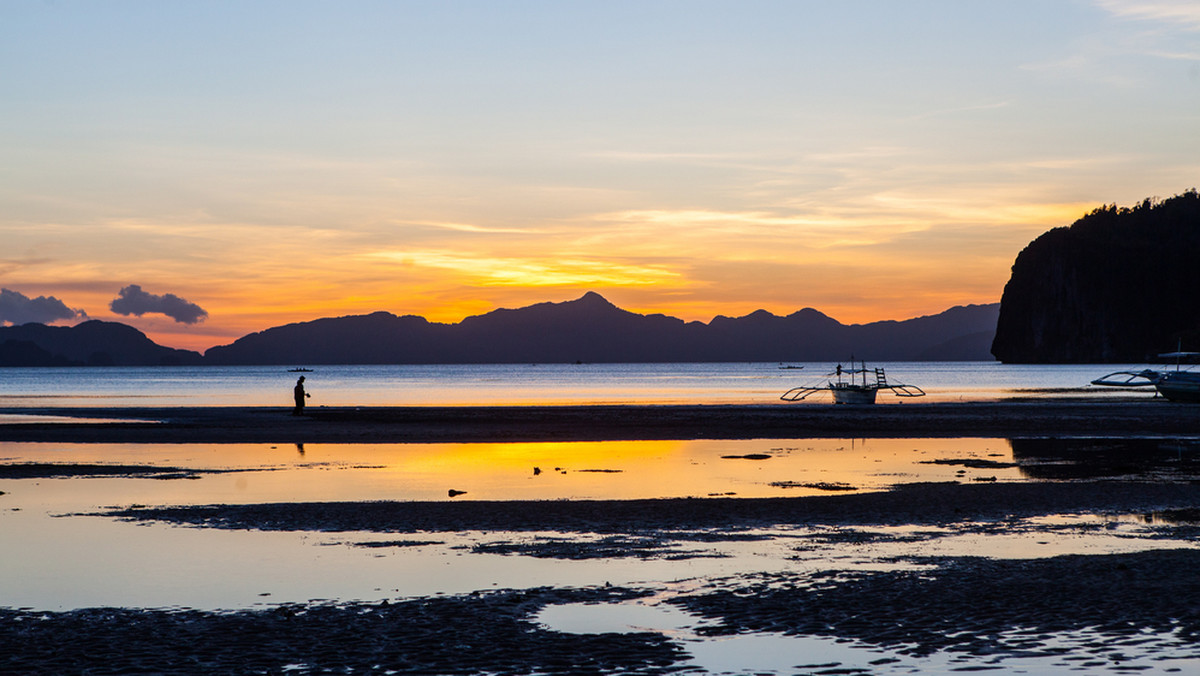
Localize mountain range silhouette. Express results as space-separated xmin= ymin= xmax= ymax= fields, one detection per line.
xmin=0 ymin=292 xmax=999 ymax=366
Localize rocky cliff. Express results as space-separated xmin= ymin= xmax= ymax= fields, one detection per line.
xmin=991 ymin=191 xmax=1200 ymax=363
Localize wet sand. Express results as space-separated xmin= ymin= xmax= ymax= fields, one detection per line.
xmin=101 ymin=481 xmax=1200 ymax=534
xmin=1 ymin=587 xmax=685 ymax=675
xmin=7 ymin=481 xmax=1200 ymax=673
xmin=2 ymin=397 xmax=1199 ymax=443
xmin=4 ymin=398 xmax=1200 ymax=673
xmin=7 ymin=548 xmax=1199 ymax=674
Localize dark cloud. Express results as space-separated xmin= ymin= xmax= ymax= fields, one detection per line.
xmin=110 ymin=285 xmax=208 ymax=324
xmin=0 ymin=288 xmax=86 ymax=326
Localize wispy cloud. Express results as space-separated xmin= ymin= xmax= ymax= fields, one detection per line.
xmin=407 ymin=221 xmax=540 ymax=235
xmin=362 ymin=251 xmax=681 ymax=288
xmin=0 ymin=256 xmax=55 ymax=277
xmin=1021 ymin=3 xmax=1200 ymax=82
xmin=1095 ymin=0 xmax=1200 ymax=30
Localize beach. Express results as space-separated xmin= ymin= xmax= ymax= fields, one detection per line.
xmin=2 ymin=397 xmax=1199 ymax=443
xmin=3 ymin=398 xmax=1200 ymax=674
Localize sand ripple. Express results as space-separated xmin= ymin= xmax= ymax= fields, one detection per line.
xmin=1 ymin=587 xmax=684 ymax=675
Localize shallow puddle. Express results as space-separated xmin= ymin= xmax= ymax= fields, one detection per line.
xmin=1 ymin=438 xmax=1198 ymax=621
xmin=537 ymin=599 xmax=1200 ymax=674
xmin=0 ymin=437 xmax=1039 ymax=509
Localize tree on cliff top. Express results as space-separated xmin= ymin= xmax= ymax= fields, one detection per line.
xmin=992 ymin=190 xmax=1200 ymax=363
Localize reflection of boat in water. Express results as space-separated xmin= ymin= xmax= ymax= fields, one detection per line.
xmin=1091 ymin=350 xmax=1200 ymax=402
xmin=780 ymin=359 xmax=926 ymax=404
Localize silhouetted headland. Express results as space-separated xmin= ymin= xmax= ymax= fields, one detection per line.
xmin=993 ymin=190 xmax=1200 ymax=363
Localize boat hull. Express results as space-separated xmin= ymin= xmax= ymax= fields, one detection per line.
xmin=1155 ymin=372 xmax=1200 ymax=402
xmin=831 ymin=385 xmax=878 ymax=405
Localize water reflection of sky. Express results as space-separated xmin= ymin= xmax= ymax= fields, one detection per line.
xmin=3 ymin=436 xmax=1199 ymax=614
xmin=536 ymin=600 xmax=1199 ymax=676
xmin=1 ymin=437 xmax=1024 ymax=506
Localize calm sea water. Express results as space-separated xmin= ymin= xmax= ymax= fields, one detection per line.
xmin=0 ymin=361 xmax=1154 ymax=408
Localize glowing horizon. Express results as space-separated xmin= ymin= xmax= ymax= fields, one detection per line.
xmin=2 ymin=1 xmax=1198 ymax=352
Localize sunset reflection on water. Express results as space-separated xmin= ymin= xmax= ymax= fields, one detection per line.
xmin=0 ymin=437 xmax=1020 ymax=509
xmin=3 ymin=436 xmax=1197 ymax=615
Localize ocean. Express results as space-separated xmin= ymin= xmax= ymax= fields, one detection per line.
xmin=0 ymin=361 xmax=1155 ymax=408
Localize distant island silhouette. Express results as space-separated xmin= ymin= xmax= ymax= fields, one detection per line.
xmin=1 ymin=292 xmax=998 ymax=366
xmin=0 ymin=320 xmax=202 ymax=367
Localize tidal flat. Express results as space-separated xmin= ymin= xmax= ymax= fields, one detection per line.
xmin=2 ymin=401 xmax=1200 ymax=673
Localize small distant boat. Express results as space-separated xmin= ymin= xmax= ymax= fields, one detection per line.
xmin=1091 ymin=349 xmax=1200 ymax=402
xmin=781 ymin=359 xmax=925 ymax=404
xmin=288 ymin=368 xmax=313 ymax=373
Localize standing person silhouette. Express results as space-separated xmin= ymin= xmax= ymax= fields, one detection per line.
xmin=293 ymin=376 xmax=311 ymax=416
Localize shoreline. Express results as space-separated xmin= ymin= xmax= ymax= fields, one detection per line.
xmin=1 ymin=397 xmax=1198 ymax=443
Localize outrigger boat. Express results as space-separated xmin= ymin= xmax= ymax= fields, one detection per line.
xmin=1091 ymin=349 xmax=1200 ymax=403
xmin=781 ymin=359 xmax=926 ymax=404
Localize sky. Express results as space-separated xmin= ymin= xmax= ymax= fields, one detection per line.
xmin=1 ymin=0 xmax=1198 ymax=352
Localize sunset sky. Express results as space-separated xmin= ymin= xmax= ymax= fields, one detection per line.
xmin=2 ymin=1 xmax=1198 ymax=352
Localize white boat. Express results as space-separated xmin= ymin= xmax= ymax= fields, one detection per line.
xmin=1091 ymin=350 xmax=1200 ymax=402
xmin=781 ymin=360 xmax=926 ymax=404
xmin=1155 ymin=370 xmax=1200 ymax=402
